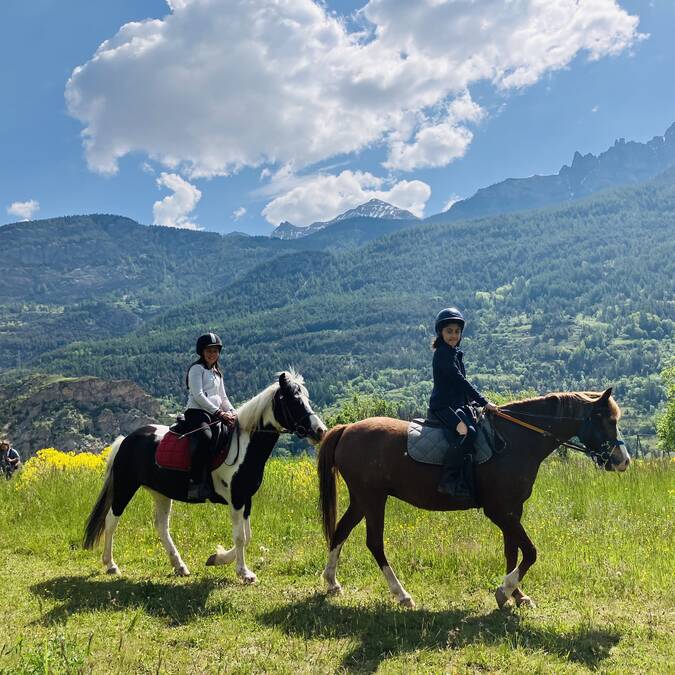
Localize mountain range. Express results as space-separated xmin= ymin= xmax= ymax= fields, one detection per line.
xmin=273 ymin=121 xmax=675 ymax=237
xmin=2 ymin=123 xmax=675 ymax=456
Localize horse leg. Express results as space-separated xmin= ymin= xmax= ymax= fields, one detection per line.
xmin=102 ymin=480 xmax=140 ymax=575
xmin=205 ymin=501 xmax=251 ymax=569
xmin=365 ymin=497 xmax=414 ymax=608
xmin=498 ymin=506 xmax=536 ymax=608
xmin=491 ymin=514 xmax=537 ymax=609
xmin=102 ymin=511 xmax=120 ymax=575
xmin=211 ymin=505 xmax=256 ymax=583
xmin=323 ymin=499 xmax=364 ymax=595
xmin=152 ymin=492 xmax=190 ymax=577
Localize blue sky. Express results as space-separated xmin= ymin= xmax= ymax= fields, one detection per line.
xmin=2 ymin=0 xmax=674 ymax=235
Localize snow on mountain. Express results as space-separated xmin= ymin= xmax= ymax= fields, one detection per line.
xmin=271 ymin=199 xmax=418 ymax=240
xmin=328 ymin=199 xmax=419 ymax=224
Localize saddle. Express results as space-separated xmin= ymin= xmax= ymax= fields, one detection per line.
xmin=406 ymin=414 xmax=506 ymax=466
xmin=155 ymin=415 xmax=238 ymax=472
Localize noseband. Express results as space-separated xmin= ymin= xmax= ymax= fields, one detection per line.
xmin=577 ymin=414 xmax=626 ymax=468
xmin=272 ymin=390 xmax=314 ymax=438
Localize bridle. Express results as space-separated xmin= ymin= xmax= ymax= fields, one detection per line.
xmin=271 ymin=389 xmax=316 ymax=439
xmin=491 ymin=407 xmax=626 ymax=467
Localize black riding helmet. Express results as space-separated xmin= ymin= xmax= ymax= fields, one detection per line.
xmin=196 ymin=332 xmax=223 ymax=356
xmin=434 ymin=307 xmax=465 ymax=335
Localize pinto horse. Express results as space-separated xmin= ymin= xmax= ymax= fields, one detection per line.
xmin=318 ymin=388 xmax=629 ymax=608
xmin=84 ymin=371 xmax=326 ymax=581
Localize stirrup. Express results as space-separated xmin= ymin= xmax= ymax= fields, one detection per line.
xmin=187 ymin=479 xmax=210 ymax=500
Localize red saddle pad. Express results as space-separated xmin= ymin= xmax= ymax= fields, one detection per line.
xmin=155 ymin=429 xmax=234 ymax=472
xmin=156 ymin=431 xmax=191 ymax=471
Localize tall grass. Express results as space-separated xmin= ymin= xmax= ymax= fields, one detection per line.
xmin=0 ymin=454 xmax=672 ymax=673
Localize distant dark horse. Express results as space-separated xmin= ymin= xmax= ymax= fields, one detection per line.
xmin=85 ymin=371 xmax=326 ymax=581
xmin=318 ymin=389 xmax=629 ymax=608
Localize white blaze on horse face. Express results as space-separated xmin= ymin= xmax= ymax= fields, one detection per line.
xmin=611 ymin=429 xmax=630 ymax=471
xmin=299 ymin=393 xmax=326 ymax=441
xmin=309 ymin=413 xmax=327 ymax=440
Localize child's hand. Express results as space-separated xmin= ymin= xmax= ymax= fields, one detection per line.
xmin=484 ymin=402 xmax=499 ymax=412
xmin=456 ymin=421 xmax=468 ymax=436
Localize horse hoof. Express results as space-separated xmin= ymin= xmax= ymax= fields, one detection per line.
xmin=238 ymin=570 xmax=257 ymax=584
xmin=326 ymin=583 xmax=343 ymax=596
xmin=106 ymin=566 xmax=120 ymax=576
xmin=205 ymin=554 xmax=217 ymax=566
xmin=495 ymin=587 xmax=510 ymax=609
xmin=516 ymin=595 xmax=536 ymax=608
xmin=175 ymin=566 xmax=190 ymax=577
xmin=399 ymin=596 xmax=415 ymax=609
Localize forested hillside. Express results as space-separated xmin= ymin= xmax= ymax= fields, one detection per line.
xmin=28 ymin=172 xmax=675 ymax=441
xmin=0 ymin=214 xmax=297 ymax=368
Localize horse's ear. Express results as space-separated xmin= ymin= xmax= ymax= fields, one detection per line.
xmin=279 ymin=372 xmax=288 ymax=389
xmin=597 ymin=388 xmax=612 ymax=405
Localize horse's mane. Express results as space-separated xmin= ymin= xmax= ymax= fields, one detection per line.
xmin=235 ymin=369 xmax=307 ymax=432
xmin=504 ymin=391 xmax=621 ymax=421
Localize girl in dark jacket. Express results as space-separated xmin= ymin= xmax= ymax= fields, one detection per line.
xmin=428 ymin=307 xmax=497 ymax=495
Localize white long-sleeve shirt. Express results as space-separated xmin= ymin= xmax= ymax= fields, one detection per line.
xmin=186 ymin=363 xmax=234 ymax=414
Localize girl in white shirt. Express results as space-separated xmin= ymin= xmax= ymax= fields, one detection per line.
xmin=184 ymin=333 xmax=236 ymax=499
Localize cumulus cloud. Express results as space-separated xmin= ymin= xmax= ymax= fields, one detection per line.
xmin=7 ymin=200 xmax=40 ymax=221
xmin=66 ymin=0 xmax=642 ymax=177
xmin=261 ymin=170 xmax=430 ymax=226
xmin=384 ymin=93 xmax=485 ymax=170
xmin=232 ymin=207 xmax=246 ymax=220
xmin=153 ymin=172 xmax=201 ymax=229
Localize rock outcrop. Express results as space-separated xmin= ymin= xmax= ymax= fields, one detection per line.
xmin=0 ymin=374 xmax=170 ymax=458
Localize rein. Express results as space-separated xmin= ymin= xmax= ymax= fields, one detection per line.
xmin=491 ymin=409 xmax=588 ymax=453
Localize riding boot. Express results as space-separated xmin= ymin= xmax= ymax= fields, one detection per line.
xmin=437 ymin=433 xmax=471 ymax=497
xmin=187 ymin=442 xmax=211 ymax=500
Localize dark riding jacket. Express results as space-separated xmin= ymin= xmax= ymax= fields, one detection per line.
xmin=428 ymin=341 xmax=487 ymax=426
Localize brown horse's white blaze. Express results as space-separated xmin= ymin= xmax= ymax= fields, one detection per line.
xmin=318 ymin=388 xmax=628 ymax=608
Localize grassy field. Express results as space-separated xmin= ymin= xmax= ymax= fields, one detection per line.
xmin=0 ymin=452 xmax=673 ymax=674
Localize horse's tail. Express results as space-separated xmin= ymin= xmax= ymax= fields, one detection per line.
xmin=83 ymin=435 xmax=124 ymax=550
xmin=318 ymin=424 xmax=347 ymax=546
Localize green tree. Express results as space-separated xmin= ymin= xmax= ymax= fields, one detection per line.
xmin=325 ymin=394 xmax=399 ymax=427
xmin=656 ymin=363 xmax=675 ymax=452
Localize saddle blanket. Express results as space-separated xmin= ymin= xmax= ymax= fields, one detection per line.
xmin=406 ymin=416 xmax=504 ymax=466
xmin=155 ymin=427 xmax=238 ymax=472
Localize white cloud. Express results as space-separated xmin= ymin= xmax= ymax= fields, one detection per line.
xmin=152 ymin=172 xmax=201 ymax=229
xmin=232 ymin=207 xmax=246 ymax=220
xmin=65 ymin=0 xmax=642 ymax=177
xmin=261 ymin=170 xmax=431 ymax=226
xmin=7 ymin=200 xmax=40 ymax=221
xmin=384 ymin=93 xmax=486 ymax=170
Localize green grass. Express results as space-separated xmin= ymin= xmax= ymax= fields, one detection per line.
xmin=0 ymin=457 xmax=673 ymax=673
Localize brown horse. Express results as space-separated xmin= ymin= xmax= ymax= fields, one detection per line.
xmin=318 ymin=388 xmax=629 ymax=608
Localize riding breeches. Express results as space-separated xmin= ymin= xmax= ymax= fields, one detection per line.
xmin=184 ymin=408 xmax=221 ymax=480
